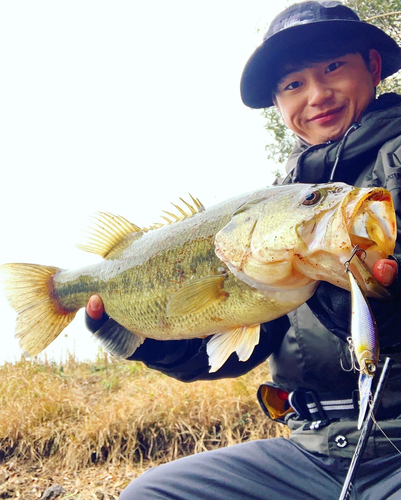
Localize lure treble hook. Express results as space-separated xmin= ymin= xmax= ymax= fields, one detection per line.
xmin=340 ymin=336 xmax=358 ymax=373
xmin=344 ymin=245 xmax=367 ymax=273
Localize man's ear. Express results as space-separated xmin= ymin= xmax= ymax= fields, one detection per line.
xmin=369 ymin=49 xmax=382 ymax=87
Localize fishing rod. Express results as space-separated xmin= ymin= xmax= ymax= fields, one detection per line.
xmin=338 ymin=356 xmax=393 ymax=500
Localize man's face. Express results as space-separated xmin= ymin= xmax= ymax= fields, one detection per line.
xmin=273 ymin=50 xmax=382 ymax=145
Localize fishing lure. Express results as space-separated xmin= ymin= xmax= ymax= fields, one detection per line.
xmin=344 ymin=246 xmax=380 ymax=429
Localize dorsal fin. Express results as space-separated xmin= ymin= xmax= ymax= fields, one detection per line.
xmin=77 ymin=212 xmax=142 ymax=258
xmin=77 ymin=196 xmax=204 ymax=257
xmin=148 ymin=194 xmax=205 ymax=230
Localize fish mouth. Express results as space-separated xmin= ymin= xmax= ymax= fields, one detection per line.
xmin=346 ymin=188 xmax=396 ymax=298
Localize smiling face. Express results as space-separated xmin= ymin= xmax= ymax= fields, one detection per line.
xmin=273 ymin=50 xmax=382 ymax=145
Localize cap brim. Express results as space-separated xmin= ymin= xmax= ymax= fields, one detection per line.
xmin=240 ymin=20 xmax=401 ymax=109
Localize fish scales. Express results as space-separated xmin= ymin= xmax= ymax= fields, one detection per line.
xmin=0 ymin=183 xmax=397 ymax=372
xmin=53 ymin=195 xmax=299 ymax=338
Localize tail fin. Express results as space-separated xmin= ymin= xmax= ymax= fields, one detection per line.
xmin=0 ymin=263 xmax=77 ymax=357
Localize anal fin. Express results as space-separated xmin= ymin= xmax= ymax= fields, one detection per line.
xmin=206 ymin=324 xmax=260 ymax=373
xmin=93 ymin=318 xmax=145 ymax=359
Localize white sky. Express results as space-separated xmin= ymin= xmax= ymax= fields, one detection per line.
xmin=0 ymin=0 xmax=290 ymax=364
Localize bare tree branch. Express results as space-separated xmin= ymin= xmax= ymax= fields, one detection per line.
xmin=364 ymin=11 xmax=401 ymax=22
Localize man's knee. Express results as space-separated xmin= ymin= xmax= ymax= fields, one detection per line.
xmin=119 ymin=470 xmax=156 ymax=500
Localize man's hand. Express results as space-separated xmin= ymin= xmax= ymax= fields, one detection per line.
xmin=87 ymin=294 xmax=105 ymax=320
xmin=372 ymin=258 xmax=398 ymax=287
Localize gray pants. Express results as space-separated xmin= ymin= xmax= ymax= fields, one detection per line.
xmin=119 ymin=437 xmax=401 ymax=500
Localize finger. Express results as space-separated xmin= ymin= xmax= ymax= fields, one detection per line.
xmin=86 ymin=294 xmax=105 ymax=320
xmin=372 ymin=259 xmax=398 ymax=287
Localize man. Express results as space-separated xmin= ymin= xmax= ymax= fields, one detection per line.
xmin=87 ymin=2 xmax=401 ymax=498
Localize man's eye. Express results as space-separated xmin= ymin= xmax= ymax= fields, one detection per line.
xmin=284 ymin=80 xmax=302 ymax=91
xmin=325 ymin=61 xmax=344 ymax=73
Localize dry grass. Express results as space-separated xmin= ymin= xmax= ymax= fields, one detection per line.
xmin=0 ymin=354 xmax=288 ymax=498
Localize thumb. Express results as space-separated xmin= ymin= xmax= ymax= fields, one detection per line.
xmin=372 ymin=259 xmax=398 ymax=287
xmin=86 ymin=294 xmax=105 ymax=321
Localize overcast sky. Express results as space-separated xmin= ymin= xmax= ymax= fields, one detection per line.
xmin=0 ymin=0 xmax=290 ymax=364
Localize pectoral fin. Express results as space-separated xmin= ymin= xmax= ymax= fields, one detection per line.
xmin=93 ymin=318 xmax=145 ymax=359
xmin=206 ymin=324 xmax=261 ymax=373
xmin=166 ymin=275 xmax=228 ymax=317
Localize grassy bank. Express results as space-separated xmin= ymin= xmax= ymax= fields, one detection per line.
xmin=0 ymin=354 xmax=288 ymax=498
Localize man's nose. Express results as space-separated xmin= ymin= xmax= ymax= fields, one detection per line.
xmin=308 ymin=81 xmax=333 ymax=106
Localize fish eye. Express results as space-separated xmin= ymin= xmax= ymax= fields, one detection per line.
xmin=300 ymin=190 xmax=322 ymax=206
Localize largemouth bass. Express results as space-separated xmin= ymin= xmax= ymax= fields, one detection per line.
xmin=0 ymin=183 xmax=396 ymax=372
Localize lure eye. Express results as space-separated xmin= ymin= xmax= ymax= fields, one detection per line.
xmin=367 ymin=363 xmax=376 ymax=374
xmin=300 ymin=190 xmax=322 ymax=206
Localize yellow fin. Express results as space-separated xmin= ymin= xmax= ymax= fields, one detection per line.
xmin=77 ymin=212 xmax=142 ymax=258
xmin=206 ymin=324 xmax=261 ymax=373
xmin=166 ymin=275 xmax=228 ymax=317
xmin=0 ymin=263 xmax=77 ymax=357
xmin=149 ymin=195 xmax=205 ymax=230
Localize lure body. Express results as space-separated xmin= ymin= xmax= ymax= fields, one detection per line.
xmin=347 ymin=267 xmax=380 ymax=429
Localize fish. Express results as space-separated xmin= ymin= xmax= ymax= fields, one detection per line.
xmin=0 ymin=182 xmax=396 ymax=373
xmin=345 ymin=255 xmax=380 ymax=429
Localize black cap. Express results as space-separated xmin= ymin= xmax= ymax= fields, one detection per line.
xmin=240 ymin=1 xmax=401 ymax=108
